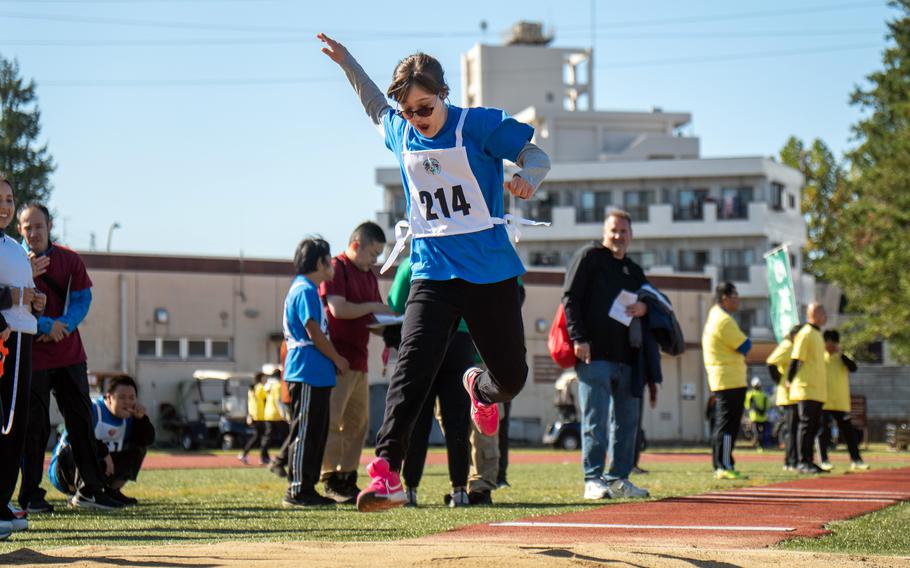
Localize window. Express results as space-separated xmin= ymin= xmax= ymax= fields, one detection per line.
xmin=524 ymin=191 xmax=554 ymax=223
xmin=391 ymin=190 xmax=407 ymax=219
xmin=529 ymin=251 xmax=561 ymax=267
xmin=770 ymin=182 xmax=785 ymax=211
xmin=623 ymin=190 xmax=654 ymax=223
xmin=136 ymin=337 xmax=233 ymax=360
xmin=788 ymin=193 xmax=797 ymax=210
xmin=577 ymin=190 xmax=611 ymax=223
xmin=674 ymin=189 xmax=708 ymax=221
xmin=161 ymin=339 xmax=180 ymax=358
xmin=721 ymin=249 xmax=755 ymax=282
xmin=733 ymin=309 xmax=756 ymax=334
xmin=188 ymin=340 xmax=206 ymax=358
xmin=137 ymin=339 xmax=156 ymax=357
xmin=718 ymin=187 xmax=753 ymax=220
xmin=678 ymin=250 xmax=709 ymax=272
xmin=859 ymin=341 xmax=884 ymax=365
xmin=627 ymin=251 xmax=657 ymax=271
xmin=211 ymin=340 xmax=231 ymax=359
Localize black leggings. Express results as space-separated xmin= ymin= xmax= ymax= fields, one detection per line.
xmin=402 ymin=331 xmax=473 ymax=489
xmin=376 ymin=277 xmax=527 ymax=471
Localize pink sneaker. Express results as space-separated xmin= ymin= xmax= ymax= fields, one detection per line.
xmin=356 ymin=458 xmax=406 ymax=513
xmin=463 ymin=367 xmax=499 ymax=436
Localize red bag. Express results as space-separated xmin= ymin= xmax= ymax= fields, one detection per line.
xmin=547 ymin=304 xmax=576 ymax=369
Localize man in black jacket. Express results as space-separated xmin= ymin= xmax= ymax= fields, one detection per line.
xmin=563 ymin=209 xmax=651 ymax=501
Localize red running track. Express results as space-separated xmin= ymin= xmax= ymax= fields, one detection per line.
xmin=77 ymin=449 xmax=896 ymax=471
xmin=432 ymin=467 xmax=910 ymax=549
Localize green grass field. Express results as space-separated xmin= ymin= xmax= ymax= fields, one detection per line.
xmin=1 ymin=446 xmax=908 ymax=555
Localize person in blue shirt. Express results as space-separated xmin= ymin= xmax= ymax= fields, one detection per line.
xmin=318 ymin=33 xmax=551 ymax=513
xmin=49 ymin=375 xmax=155 ymax=506
xmin=282 ymin=237 xmax=350 ymax=508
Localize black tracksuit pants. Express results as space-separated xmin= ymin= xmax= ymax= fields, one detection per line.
xmin=818 ymin=410 xmax=862 ymax=463
xmin=797 ymin=400 xmax=824 ymax=466
xmin=19 ymin=362 xmax=105 ymax=506
xmin=287 ymin=383 xmax=332 ymax=497
xmin=376 ymin=277 xmax=527 ymax=471
xmin=275 ymin=382 xmax=303 ymax=468
xmin=402 ymin=331 xmax=473 ymax=490
xmin=712 ymin=387 xmax=746 ymax=471
xmin=0 ymin=333 xmax=31 ymax=520
xmin=782 ymin=404 xmax=799 ymax=467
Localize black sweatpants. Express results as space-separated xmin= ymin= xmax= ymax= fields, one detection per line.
xmin=402 ymin=331 xmax=473 ymax=490
xmin=275 ymin=382 xmax=303 ymax=468
xmin=782 ymin=404 xmax=799 ymax=467
xmin=287 ymin=383 xmax=332 ymax=498
xmin=19 ymin=362 xmax=105 ymax=506
xmin=711 ymin=387 xmax=746 ymax=471
xmin=0 ymin=332 xmax=31 ymax=520
xmin=818 ymin=410 xmax=862 ymax=463
xmin=497 ymin=400 xmax=511 ymax=485
xmin=376 ymin=277 xmax=527 ymax=471
xmin=797 ymin=400 xmax=824 ymax=466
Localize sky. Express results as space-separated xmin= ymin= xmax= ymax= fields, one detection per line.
xmin=0 ymin=0 xmax=896 ymax=260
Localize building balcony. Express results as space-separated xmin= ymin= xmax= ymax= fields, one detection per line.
xmin=517 ymin=201 xmax=806 ymax=245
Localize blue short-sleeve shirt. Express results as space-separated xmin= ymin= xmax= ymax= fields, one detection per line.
xmin=383 ymin=105 xmax=533 ymax=284
xmin=282 ymin=275 xmax=336 ymax=387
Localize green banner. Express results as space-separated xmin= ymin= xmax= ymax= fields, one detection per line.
xmin=765 ymin=247 xmax=799 ymax=343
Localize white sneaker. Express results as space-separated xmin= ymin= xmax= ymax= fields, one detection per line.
xmin=608 ymin=478 xmax=650 ymax=499
xmin=584 ymin=479 xmax=611 ymax=500
xmin=819 ymin=461 xmax=834 ymax=472
xmin=6 ymin=503 xmax=27 ymax=532
xmin=851 ymin=461 xmax=870 ymax=471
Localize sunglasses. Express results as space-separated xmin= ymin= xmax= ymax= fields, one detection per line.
xmin=396 ymin=98 xmax=437 ymax=119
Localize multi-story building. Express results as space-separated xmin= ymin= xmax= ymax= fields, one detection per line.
xmin=375 ymin=22 xmax=814 ymax=341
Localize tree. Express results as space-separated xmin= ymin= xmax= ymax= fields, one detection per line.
xmin=0 ymin=54 xmax=55 ymax=236
xmin=778 ymin=136 xmax=849 ymax=280
xmin=827 ymin=0 xmax=910 ymax=361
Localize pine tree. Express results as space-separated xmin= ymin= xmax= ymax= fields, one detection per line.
xmin=0 ymin=54 xmax=55 ymax=235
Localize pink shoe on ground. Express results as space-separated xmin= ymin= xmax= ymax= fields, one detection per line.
xmin=356 ymin=458 xmax=406 ymax=513
xmin=463 ymin=367 xmax=499 ymax=436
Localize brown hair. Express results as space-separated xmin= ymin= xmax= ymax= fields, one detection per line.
xmin=386 ymin=53 xmax=449 ymax=103
xmin=606 ymin=208 xmax=633 ymax=227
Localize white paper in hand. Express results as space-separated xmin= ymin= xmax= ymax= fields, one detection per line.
xmin=609 ymin=290 xmax=639 ymax=327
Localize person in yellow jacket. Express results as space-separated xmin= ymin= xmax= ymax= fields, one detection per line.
xmin=239 ymin=373 xmax=268 ymax=465
xmin=766 ymin=324 xmax=801 ymax=471
xmin=744 ymin=377 xmax=769 ymax=449
xmin=786 ymin=303 xmax=828 ymax=474
xmin=702 ymin=282 xmax=751 ymax=480
xmin=818 ymin=330 xmax=869 ymax=471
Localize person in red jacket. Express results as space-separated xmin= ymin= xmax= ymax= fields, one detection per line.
xmin=17 ymin=202 xmax=123 ymax=512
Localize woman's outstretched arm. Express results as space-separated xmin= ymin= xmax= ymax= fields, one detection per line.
xmin=318 ymin=33 xmax=391 ymax=130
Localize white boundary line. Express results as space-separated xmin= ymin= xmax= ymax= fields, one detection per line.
xmin=742 ymin=487 xmax=909 ymax=497
xmin=489 ymin=522 xmax=795 ymax=532
xmin=692 ymin=494 xmax=896 ymax=504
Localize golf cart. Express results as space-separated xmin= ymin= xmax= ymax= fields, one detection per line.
xmin=542 ymin=370 xmax=581 ymax=450
xmin=161 ymin=370 xmax=254 ymax=451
